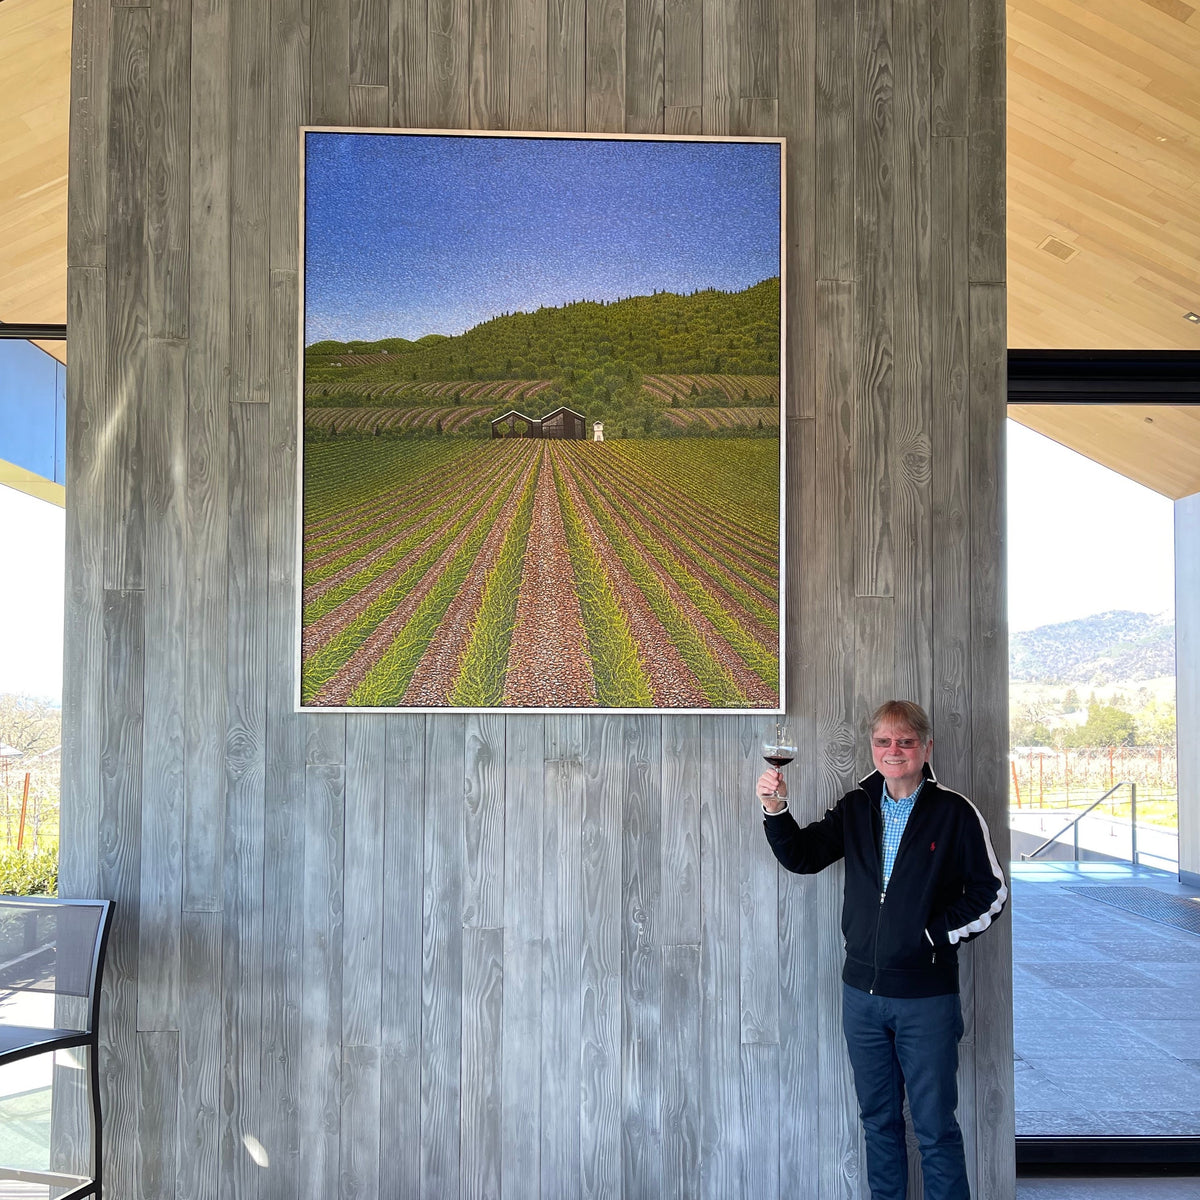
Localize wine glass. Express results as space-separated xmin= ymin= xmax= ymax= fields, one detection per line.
xmin=762 ymin=722 xmax=798 ymax=801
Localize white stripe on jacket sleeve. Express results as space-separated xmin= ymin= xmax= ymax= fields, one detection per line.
xmin=946 ymin=796 xmax=1009 ymax=945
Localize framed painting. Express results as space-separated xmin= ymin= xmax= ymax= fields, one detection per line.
xmin=297 ymin=128 xmax=785 ymax=713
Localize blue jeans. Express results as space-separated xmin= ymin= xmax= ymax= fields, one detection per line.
xmin=842 ymin=983 xmax=970 ymax=1200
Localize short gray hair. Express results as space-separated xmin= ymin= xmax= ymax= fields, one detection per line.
xmin=869 ymin=700 xmax=932 ymax=744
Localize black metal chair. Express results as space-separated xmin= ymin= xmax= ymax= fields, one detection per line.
xmin=0 ymin=896 xmax=114 ymax=1200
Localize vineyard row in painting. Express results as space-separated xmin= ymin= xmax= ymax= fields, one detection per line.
xmin=300 ymin=437 xmax=779 ymax=711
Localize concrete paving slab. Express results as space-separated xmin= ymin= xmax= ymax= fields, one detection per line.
xmin=1020 ymin=962 xmax=1165 ymax=988
xmin=1012 ymin=862 xmax=1200 ymax=1140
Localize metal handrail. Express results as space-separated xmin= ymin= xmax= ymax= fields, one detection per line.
xmin=1020 ymin=781 xmax=1139 ymax=863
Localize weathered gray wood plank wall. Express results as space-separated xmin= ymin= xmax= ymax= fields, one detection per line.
xmin=62 ymin=0 xmax=1011 ymax=1190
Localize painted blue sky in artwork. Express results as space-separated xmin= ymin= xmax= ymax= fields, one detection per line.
xmin=303 ymin=132 xmax=782 ymax=344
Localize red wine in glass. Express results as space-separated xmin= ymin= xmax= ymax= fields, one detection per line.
xmin=762 ymin=724 xmax=797 ymax=800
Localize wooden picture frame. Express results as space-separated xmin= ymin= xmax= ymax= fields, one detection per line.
xmin=296 ymin=128 xmax=785 ymax=713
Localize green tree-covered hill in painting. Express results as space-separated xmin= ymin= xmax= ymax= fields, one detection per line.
xmin=306 ymin=276 xmax=780 ymax=382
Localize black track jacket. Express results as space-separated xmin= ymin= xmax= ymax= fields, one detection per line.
xmin=763 ymin=764 xmax=1008 ymax=998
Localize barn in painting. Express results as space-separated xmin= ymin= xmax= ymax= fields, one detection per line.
xmin=490 ymin=406 xmax=587 ymax=439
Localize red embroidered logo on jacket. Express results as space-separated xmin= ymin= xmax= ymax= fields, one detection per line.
xmin=930 ymin=841 xmax=936 ymax=851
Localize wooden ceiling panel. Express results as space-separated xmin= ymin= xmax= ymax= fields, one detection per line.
xmin=0 ymin=0 xmax=70 ymax=365
xmin=1008 ymin=405 xmax=1200 ymax=499
xmin=1008 ymin=0 xmax=1200 ymax=350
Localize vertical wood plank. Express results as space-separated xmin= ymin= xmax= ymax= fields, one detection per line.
xmin=738 ymin=715 xmax=778 ymax=1047
xmin=968 ymin=281 xmax=1013 ymax=1200
xmin=311 ymin=0 xmax=351 ymax=125
xmin=138 ymin=338 xmax=188 ymax=1031
xmin=260 ymin=267 xmax=306 ymax=1197
xmin=463 ymin=713 xmax=505 ymax=929
xmin=350 ymin=0 xmax=389 ymax=86
xmin=738 ymin=0 xmax=777 ymax=101
xmin=814 ymin=0 xmax=854 ymax=281
xmin=541 ymin=731 xmax=583 ymax=1198
xmin=469 ymin=0 xmax=511 ymax=129
xmin=427 ymin=0 xmax=470 ymax=127
xmin=621 ymin=716 xmax=663 ymax=1200
xmin=343 ymin=716 xmax=386 ymax=1047
xmin=957 ymin=1019 xmax=979 ymax=1194
xmin=60 ymin=265 xmax=107 ymax=901
xmin=300 ymin=748 xmax=345 ymax=1200
xmin=391 ymin=0 xmax=429 ymax=127
xmin=270 ymin=0 xmax=308 ymax=272
xmin=585 ymin=0 xmax=625 ymax=132
xmin=340 ymin=1045 xmax=382 ymax=1200
xmin=99 ymin=588 xmax=145 ymax=1200
xmin=502 ymin=715 xmax=545 ymax=1197
xmin=778 ymin=415 xmax=820 ymax=1200
xmin=625 ymin=0 xmax=665 ymax=133
xmin=660 ymin=715 xmax=700 ymax=946
xmin=810 ymin=283 xmax=860 ymax=1200
xmin=778 ymin=0 xmax=815 ymax=418
xmin=184 ymin=0 xmax=231 ymax=913
xmin=104 ymin=6 xmax=149 ymax=592
xmin=509 ymin=0 xmax=548 ymax=130
xmin=891 ymin=0 xmax=933 ymax=705
xmin=930 ymin=0 xmax=967 ymax=137
xmin=421 ymin=714 xmax=465 ymax=1197
xmin=930 ymin=135 xmax=971 ymax=788
xmin=580 ymin=716 xmax=622 ymax=1200
xmin=732 ymin=95 xmax=777 ymax=135
xmin=547 ymin=0 xmax=585 ymax=130
xmin=67 ymin=0 xmax=109 ymax=268
xmin=231 ymin=0 xmax=271 ymax=404
xmin=663 ymin=105 xmax=702 ymax=133
xmin=701 ymin=0 xmax=736 ymax=133
xmin=852 ymin=0 xmax=894 ymax=600
xmin=967 ymin=0 xmax=1004 ymax=283
xmin=137 ymin=1031 xmax=179 ymax=1200
xmin=854 ymin=597 xmax=896 ymax=764
xmin=220 ymin=402 xmax=270 ymax=1200
xmin=661 ymin=944 xmax=700 ymax=1200
xmin=147 ymin=0 xmax=190 ymax=340
xmin=740 ymin=1043 xmax=779 ymax=1200
xmin=380 ymin=715 xmax=426 ymax=1197
xmin=349 ymin=83 xmax=389 ymax=125
xmin=699 ymin=716 xmax=744 ymax=1200
xmin=664 ymin=0 xmax=701 ymax=110
xmin=461 ymin=927 xmax=504 ymax=1200
xmin=177 ymin=913 xmax=221 ymax=1200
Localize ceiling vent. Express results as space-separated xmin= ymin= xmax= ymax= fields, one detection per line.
xmin=1038 ymin=235 xmax=1080 ymax=262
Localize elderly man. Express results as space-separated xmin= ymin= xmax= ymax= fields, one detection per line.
xmin=757 ymin=700 xmax=1007 ymax=1200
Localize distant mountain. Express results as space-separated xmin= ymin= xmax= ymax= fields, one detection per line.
xmin=1009 ymin=611 xmax=1175 ymax=684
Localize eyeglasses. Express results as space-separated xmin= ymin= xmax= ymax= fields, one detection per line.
xmin=872 ymin=737 xmax=922 ymax=750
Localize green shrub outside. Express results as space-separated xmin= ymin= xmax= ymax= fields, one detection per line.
xmin=0 ymin=845 xmax=58 ymax=896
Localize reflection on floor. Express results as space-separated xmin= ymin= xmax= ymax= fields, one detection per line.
xmin=1012 ymin=861 xmax=1200 ymax=1138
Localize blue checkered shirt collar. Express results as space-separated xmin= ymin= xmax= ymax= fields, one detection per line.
xmin=880 ymin=779 xmax=924 ymax=891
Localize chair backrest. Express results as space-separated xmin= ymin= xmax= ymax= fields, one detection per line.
xmin=0 ymin=897 xmax=113 ymax=1031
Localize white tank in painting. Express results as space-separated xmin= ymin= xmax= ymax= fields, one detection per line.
xmin=593 ymin=421 xmax=605 ymax=442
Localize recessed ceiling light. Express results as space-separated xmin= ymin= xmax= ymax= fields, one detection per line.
xmin=1186 ymin=312 xmax=1200 ymax=323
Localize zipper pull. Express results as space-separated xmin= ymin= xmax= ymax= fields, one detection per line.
xmin=879 ymin=891 xmax=886 ymax=905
